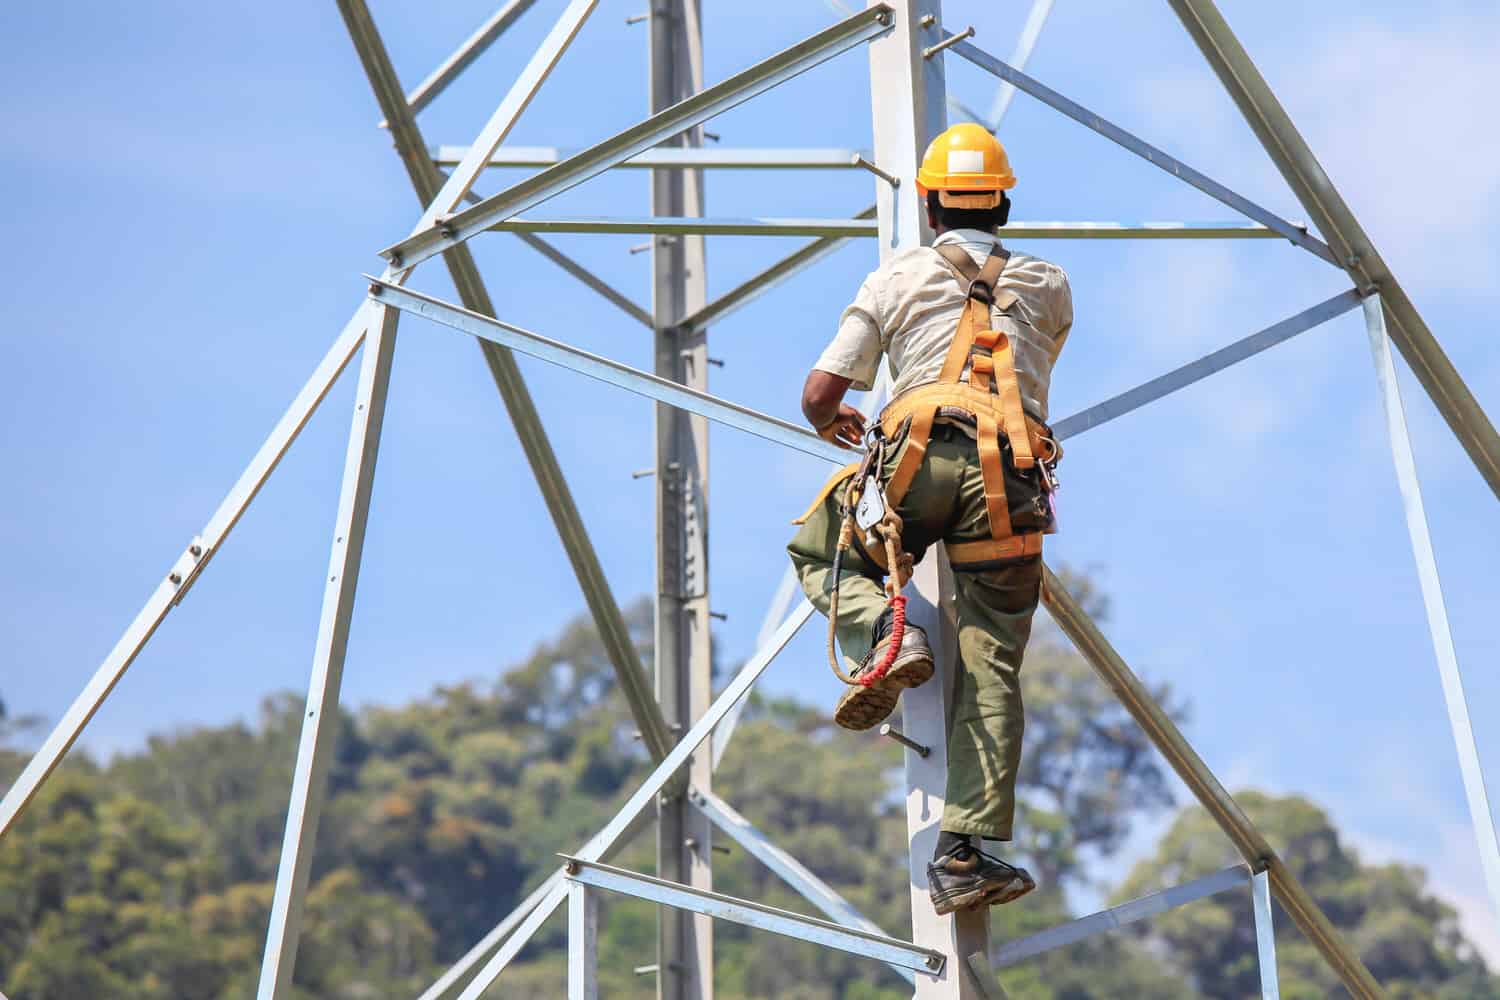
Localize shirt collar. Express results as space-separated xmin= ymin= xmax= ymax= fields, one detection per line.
xmin=933 ymin=227 xmax=1002 ymax=249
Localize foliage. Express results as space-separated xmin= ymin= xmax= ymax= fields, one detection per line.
xmin=1 ymin=584 xmax=1495 ymax=998
xmin=1115 ymin=791 xmax=1500 ymax=1000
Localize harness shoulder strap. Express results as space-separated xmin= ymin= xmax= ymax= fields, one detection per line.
xmin=937 ymin=247 xmax=1011 ymax=383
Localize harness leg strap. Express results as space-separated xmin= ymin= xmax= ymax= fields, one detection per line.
xmin=976 ymin=411 xmax=1014 ymax=541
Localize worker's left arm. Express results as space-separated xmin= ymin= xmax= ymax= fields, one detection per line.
xmin=802 ymin=274 xmax=884 ymax=449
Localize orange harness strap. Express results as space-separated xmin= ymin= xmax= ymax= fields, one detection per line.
xmin=794 ymin=243 xmax=1056 ymax=571
xmin=875 ymin=244 xmax=1052 ymax=561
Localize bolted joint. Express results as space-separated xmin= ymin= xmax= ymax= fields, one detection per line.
xmin=879 ymin=722 xmax=931 ymax=757
xmin=923 ymin=25 xmax=975 ymax=60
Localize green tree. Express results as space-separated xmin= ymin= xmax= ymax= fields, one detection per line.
xmin=1015 ymin=573 xmax=1184 ymax=889
xmin=1114 ymin=791 xmax=1500 ymax=999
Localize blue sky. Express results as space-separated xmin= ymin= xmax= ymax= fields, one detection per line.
xmin=3 ymin=0 xmax=1498 ymax=961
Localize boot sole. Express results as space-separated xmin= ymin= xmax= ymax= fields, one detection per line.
xmin=832 ymin=650 xmax=935 ymax=731
xmin=930 ymin=874 xmax=1035 ymax=915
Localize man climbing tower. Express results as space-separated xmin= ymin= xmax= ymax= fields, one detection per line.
xmin=787 ymin=123 xmax=1072 ymax=915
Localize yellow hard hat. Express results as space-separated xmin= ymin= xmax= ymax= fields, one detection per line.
xmin=916 ymin=122 xmax=1015 ymax=209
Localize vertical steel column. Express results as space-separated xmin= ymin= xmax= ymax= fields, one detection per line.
xmin=650 ymin=1 xmax=714 ymax=998
xmin=257 ymin=303 xmax=400 ymax=999
xmin=568 ymin=879 xmax=600 ymax=1000
xmin=867 ymin=2 xmax=990 ymax=997
xmin=1362 ymin=295 xmax=1500 ymax=925
xmin=1251 ymin=870 xmax=1281 ymax=1000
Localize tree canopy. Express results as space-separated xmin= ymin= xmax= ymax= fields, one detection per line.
xmin=1 ymin=584 xmax=1493 ymax=998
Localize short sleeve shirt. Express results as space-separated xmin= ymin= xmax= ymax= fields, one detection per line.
xmin=812 ymin=228 xmax=1073 ymax=420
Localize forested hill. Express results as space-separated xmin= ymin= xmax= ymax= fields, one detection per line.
xmin=1 ymin=589 xmax=1494 ymax=998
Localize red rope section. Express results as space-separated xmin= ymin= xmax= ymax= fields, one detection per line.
xmin=858 ymin=594 xmax=908 ymax=687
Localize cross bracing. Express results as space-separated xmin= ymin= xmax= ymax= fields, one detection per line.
xmin=3 ymin=1 xmax=1497 ymax=998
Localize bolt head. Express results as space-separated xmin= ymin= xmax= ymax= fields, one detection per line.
xmin=169 ymin=573 xmax=183 ymax=585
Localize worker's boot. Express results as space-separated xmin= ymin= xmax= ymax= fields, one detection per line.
xmin=927 ymin=842 xmax=1036 ymax=915
xmin=832 ymin=607 xmax=933 ymax=731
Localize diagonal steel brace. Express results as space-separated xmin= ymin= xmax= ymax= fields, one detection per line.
xmin=338 ymin=0 xmax=674 ymax=763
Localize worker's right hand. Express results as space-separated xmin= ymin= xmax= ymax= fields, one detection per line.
xmin=816 ymin=404 xmax=867 ymax=449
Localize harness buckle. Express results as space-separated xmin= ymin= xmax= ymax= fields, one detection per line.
xmin=965 ymin=279 xmax=994 ymax=305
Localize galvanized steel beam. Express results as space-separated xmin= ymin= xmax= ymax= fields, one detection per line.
xmin=1039 ymin=565 xmax=1383 ymax=999
xmin=1363 ymin=295 xmax=1500 ymax=927
xmin=1167 ymin=0 xmax=1500 ymax=500
xmin=650 ymin=2 xmax=716 ymax=993
xmin=562 ymin=858 xmax=945 ymax=976
xmin=1252 ymin=869 xmax=1281 ymax=999
xmin=510 ymin=232 xmax=653 ymax=328
xmin=339 ymin=0 xmax=674 ymax=771
xmin=378 ymin=0 xmax=542 ymax=128
xmin=452 ymin=604 xmax=816 ymax=999
xmin=567 ymin=881 xmax=600 ymax=1000
xmin=690 ymin=786 xmax=916 ymax=985
xmin=487 ymin=216 xmax=1286 ymax=240
xmin=0 ymin=307 xmax=368 ymax=841
xmin=380 ymin=6 xmax=897 ymax=270
xmin=434 ymin=144 xmax=872 ymax=169
xmin=680 ymin=204 xmax=878 ymax=331
xmin=983 ymin=0 xmax=1053 ymax=126
xmin=415 ymin=807 xmax=655 ymax=1000
xmin=1051 ymin=289 xmax=1363 ymax=440
xmin=365 ymin=277 xmax=851 ymax=465
xmin=492 ymin=216 xmax=878 ymax=238
xmin=257 ymin=304 xmax=400 ymax=1000
xmin=993 ymin=865 xmax=1250 ymax=967
xmin=947 ymin=38 xmax=1339 ymax=266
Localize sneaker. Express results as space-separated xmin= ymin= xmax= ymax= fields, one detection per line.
xmin=832 ymin=609 xmax=934 ymax=731
xmin=927 ymin=844 xmax=1036 ymax=915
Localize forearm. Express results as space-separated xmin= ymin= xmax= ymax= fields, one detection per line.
xmin=801 ymin=369 xmax=851 ymax=429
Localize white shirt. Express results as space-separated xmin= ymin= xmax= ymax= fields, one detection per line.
xmin=813 ymin=229 xmax=1073 ymax=420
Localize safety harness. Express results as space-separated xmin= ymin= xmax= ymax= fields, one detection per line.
xmin=877 ymin=244 xmax=1060 ymax=568
xmin=804 ymin=243 xmax=1061 ymax=689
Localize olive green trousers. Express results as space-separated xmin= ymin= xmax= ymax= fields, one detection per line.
xmin=788 ymin=423 xmax=1045 ymax=840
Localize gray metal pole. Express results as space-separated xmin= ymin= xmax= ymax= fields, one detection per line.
xmin=650 ymin=2 xmax=715 ymax=996
xmin=866 ymin=2 xmax=994 ymax=997
xmin=336 ymin=0 xmax=675 ymax=764
xmin=1038 ymin=565 xmax=1384 ymax=999
xmin=567 ymin=881 xmax=600 ymax=1000
xmin=257 ymin=303 xmax=401 ymax=999
xmin=1251 ymin=870 xmax=1281 ymax=999
xmin=1362 ymin=295 xmax=1500 ymax=928
xmin=1166 ymin=0 xmax=1500 ymax=502
xmin=377 ymin=0 xmax=543 ymax=127
xmin=0 ymin=307 xmax=367 ymax=841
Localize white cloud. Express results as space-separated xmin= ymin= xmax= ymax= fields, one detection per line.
xmin=1125 ymin=9 xmax=1500 ymax=294
xmin=1290 ymin=15 xmax=1500 ymax=293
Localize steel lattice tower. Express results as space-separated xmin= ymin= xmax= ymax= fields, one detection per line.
xmin=3 ymin=1 xmax=1498 ymax=997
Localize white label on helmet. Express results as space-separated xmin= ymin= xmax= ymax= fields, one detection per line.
xmin=947 ymin=149 xmax=984 ymax=174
